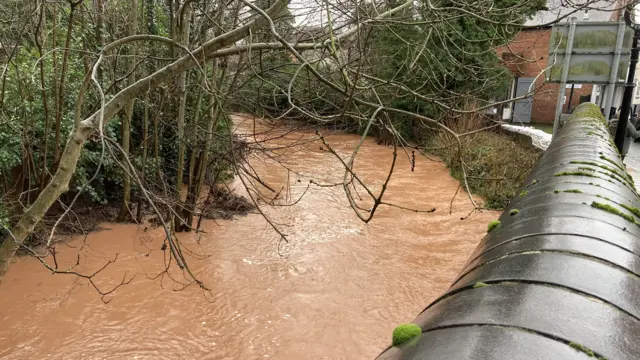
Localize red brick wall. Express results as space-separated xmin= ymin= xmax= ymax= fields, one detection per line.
xmin=497 ymin=28 xmax=595 ymax=124
xmin=494 ymin=4 xmax=631 ymax=123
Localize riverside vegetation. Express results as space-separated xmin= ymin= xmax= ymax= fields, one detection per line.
xmin=0 ymin=0 xmax=548 ymax=278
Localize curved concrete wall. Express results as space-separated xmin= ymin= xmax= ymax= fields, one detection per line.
xmin=378 ymin=103 xmax=640 ymax=360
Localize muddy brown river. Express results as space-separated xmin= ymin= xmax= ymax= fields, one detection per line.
xmin=0 ymin=115 xmax=495 ymax=359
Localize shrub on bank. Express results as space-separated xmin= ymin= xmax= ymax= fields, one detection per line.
xmin=428 ymin=115 xmax=541 ymax=209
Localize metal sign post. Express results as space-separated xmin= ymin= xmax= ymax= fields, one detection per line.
xmin=603 ymin=21 xmax=628 ymax=121
xmin=615 ymin=9 xmax=640 ymax=153
xmin=552 ymin=17 xmax=577 ymax=138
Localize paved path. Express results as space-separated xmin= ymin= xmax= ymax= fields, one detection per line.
xmin=624 ymin=141 xmax=640 ymax=188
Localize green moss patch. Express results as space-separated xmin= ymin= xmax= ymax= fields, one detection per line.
xmin=599 ymin=170 xmax=633 ymax=188
xmin=568 ymin=340 xmax=609 ymax=359
xmin=569 ymin=342 xmax=595 ymax=357
xmin=392 ymin=324 xmax=422 ymax=346
xmin=554 ymin=170 xmax=597 ymax=178
xmin=570 ymin=160 xmax=632 ymax=184
xmin=563 ymin=189 xmax=583 ymax=193
xmin=620 ymin=203 xmax=640 ymax=219
xmin=599 ymin=155 xmax=626 ymax=172
xmin=509 ymin=209 xmax=520 ymax=216
xmin=519 ymin=190 xmax=528 ymax=197
xmin=487 ymin=220 xmax=501 ymax=232
xmin=569 ymin=103 xmax=606 ymax=124
xmin=591 ymin=201 xmax=636 ymax=224
xmin=586 ymin=131 xmax=608 ymax=140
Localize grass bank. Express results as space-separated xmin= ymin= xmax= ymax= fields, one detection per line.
xmin=427 ymin=115 xmax=542 ymax=209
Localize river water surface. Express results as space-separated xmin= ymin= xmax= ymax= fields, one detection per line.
xmin=0 ymin=115 xmax=495 ymax=359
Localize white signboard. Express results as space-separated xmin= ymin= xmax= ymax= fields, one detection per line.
xmin=502 ymin=108 xmax=511 ymax=120
xmin=549 ymin=22 xmax=632 ymax=84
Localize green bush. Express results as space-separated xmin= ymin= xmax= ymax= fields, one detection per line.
xmin=429 ymin=117 xmax=541 ymax=209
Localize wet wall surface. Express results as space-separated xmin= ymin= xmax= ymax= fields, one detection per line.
xmin=378 ymin=105 xmax=640 ymax=359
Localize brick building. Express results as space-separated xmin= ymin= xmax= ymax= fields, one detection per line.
xmin=498 ymin=1 xmax=625 ymax=124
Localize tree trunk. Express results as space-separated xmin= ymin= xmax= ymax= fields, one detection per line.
xmin=54 ymin=3 xmax=78 ymax=164
xmin=81 ymin=9 xmax=91 ymax=75
xmin=117 ymin=104 xmax=133 ymax=221
xmin=35 ymin=0 xmax=51 ymax=190
xmin=154 ymin=98 xmax=161 ymax=182
xmin=51 ymin=5 xmax=58 ymax=110
xmin=174 ymin=4 xmax=192 ymax=232
xmin=147 ymin=0 xmax=157 ymax=35
xmin=136 ymin=93 xmax=149 ymax=222
xmin=94 ymin=0 xmax=104 ymax=82
xmin=0 ymin=133 xmax=85 ymax=280
xmin=183 ymin=72 xmax=205 ymax=230
xmin=117 ymin=0 xmax=138 ymax=222
xmin=168 ymin=0 xmax=175 ymax=57
xmin=184 ymin=2 xmax=228 ymax=230
xmin=191 ymin=102 xmax=221 ymax=227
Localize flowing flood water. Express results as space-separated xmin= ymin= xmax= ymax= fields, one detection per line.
xmin=0 ymin=115 xmax=495 ymax=359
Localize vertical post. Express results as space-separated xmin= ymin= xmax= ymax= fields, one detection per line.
xmin=604 ymin=21 xmax=627 ymax=121
xmin=553 ymin=17 xmax=577 ymax=137
xmin=591 ymin=84 xmax=599 ymax=106
xmin=615 ymin=27 xmax=640 ymax=153
xmin=567 ymin=84 xmax=576 ymax=112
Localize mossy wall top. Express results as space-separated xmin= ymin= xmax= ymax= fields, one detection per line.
xmin=569 ymin=102 xmax=606 ymax=124
xmin=376 ymin=102 xmax=640 ymax=360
